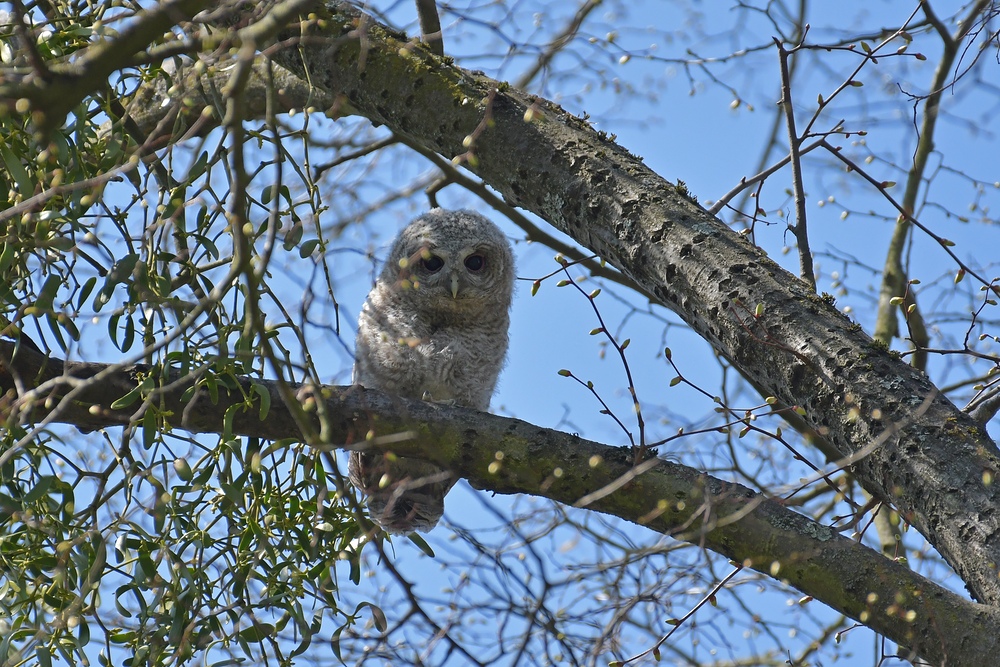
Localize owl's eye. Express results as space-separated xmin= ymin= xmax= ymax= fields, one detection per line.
xmin=421 ymin=255 xmax=444 ymax=273
xmin=464 ymin=254 xmax=486 ymax=272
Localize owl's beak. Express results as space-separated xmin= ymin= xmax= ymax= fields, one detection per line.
xmin=450 ymin=271 xmax=460 ymax=299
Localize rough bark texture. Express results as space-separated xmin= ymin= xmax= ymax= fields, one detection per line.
xmin=2 ymin=340 xmax=999 ymax=665
xmin=261 ymin=1 xmax=1000 ymax=607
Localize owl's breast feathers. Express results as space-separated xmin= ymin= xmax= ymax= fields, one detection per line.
xmin=357 ymin=288 xmax=508 ymax=410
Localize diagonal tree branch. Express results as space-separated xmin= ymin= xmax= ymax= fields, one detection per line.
xmin=2 ymin=340 xmax=998 ymax=665
xmin=263 ymin=0 xmax=1000 ymax=606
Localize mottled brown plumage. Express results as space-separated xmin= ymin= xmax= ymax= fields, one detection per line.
xmin=349 ymin=209 xmax=515 ymax=533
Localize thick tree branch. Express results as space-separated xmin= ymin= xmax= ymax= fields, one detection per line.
xmin=2 ymin=341 xmax=998 ymax=665
xmin=264 ymin=1 xmax=1000 ymax=606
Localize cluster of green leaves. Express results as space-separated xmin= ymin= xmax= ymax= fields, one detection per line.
xmin=0 ymin=424 xmax=367 ymax=666
xmin=0 ymin=16 xmax=126 ymax=662
xmin=0 ymin=89 xmax=116 ymax=352
xmin=0 ymin=5 xmax=368 ymax=666
xmin=0 ymin=429 xmax=93 ymax=667
xmin=104 ymin=438 xmax=364 ymax=666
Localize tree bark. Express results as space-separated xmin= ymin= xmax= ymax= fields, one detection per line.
xmin=260 ymin=0 xmax=1000 ymax=607
xmin=2 ymin=341 xmax=999 ymax=665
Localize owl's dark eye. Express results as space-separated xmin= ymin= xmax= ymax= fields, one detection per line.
xmin=421 ymin=255 xmax=444 ymax=273
xmin=464 ymin=254 xmax=485 ymax=272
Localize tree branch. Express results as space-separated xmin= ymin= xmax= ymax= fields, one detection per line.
xmin=414 ymin=0 xmax=443 ymax=56
xmin=773 ymin=36 xmax=815 ymax=290
xmin=872 ymin=0 xmax=991 ymax=369
xmin=2 ymin=340 xmax=998 ymax=665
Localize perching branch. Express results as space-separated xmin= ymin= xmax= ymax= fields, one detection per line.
xmin=2 ymin=340 xmax=999 ymax=666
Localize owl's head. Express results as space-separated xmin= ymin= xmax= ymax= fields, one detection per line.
xmin=383 ymin=209 xmax=515 ymax=311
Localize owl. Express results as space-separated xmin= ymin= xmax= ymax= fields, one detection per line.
xmin=349 ymin=209 xmax=515 ymax=533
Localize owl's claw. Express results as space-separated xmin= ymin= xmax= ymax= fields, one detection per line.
xmin=421 ymin=390 xmax=457 ymax=406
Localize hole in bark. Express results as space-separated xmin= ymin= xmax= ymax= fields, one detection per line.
xmin=790 ymin=363 xmax=806 ymax=389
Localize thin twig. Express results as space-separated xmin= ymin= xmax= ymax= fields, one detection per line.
xmin=414 ymin=0 xmax=443 ymax=56
xmin=773 ymin=35 xmax=815 ymax=291
xmin=819 ymin=139 xmax=998 ymax=294
xmin=708 ymin=139 xmax=823 ymax=216
xmin=514 ymin=0 xmax=602 ymax=90
xmin=620 ymin=566 xmax=744 ymax=665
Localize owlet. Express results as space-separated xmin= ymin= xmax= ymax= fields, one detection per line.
xmin=349 ymin=209 xmax=515 ymax=533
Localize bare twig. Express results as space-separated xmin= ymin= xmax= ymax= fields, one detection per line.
xmin=708 ymin=139 xmax=823 ymax=217
xmin=414 ymin=0 xmax=443 ymax=56
xmin=514 ymin=0 xmax=602 ymax=90
xmin=819 ymin=139 xmax=998 ymax=295
xmin=620 ymin=566 xmax=745 ymax=665
xmin=773 ymin=34 xmax=815 ymax=290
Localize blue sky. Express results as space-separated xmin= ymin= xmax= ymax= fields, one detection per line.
xmin=6 ymin=1 xmax=999 ymax=665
